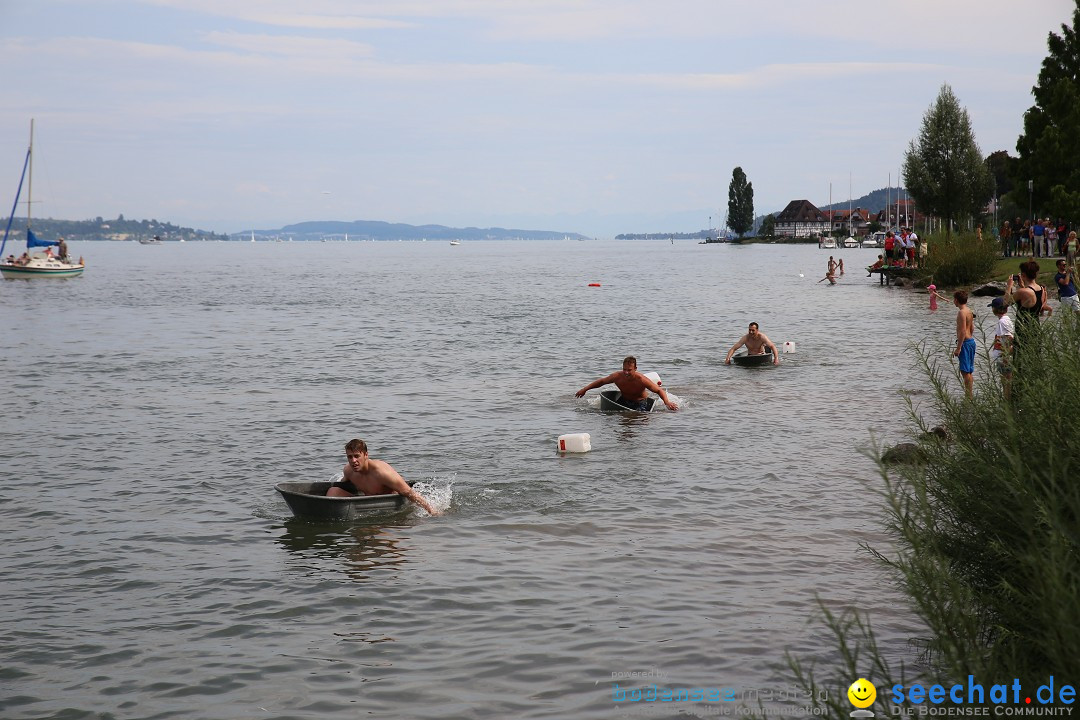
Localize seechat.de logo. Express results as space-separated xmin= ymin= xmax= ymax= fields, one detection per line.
xmin=849 ymin=678 xmax=877 ymax=718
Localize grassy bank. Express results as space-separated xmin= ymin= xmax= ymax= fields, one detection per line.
xmin=992 ymin=256 xmax=1061 ymax=282
xmin=789 ymin=312 xmax=1080 ymax=715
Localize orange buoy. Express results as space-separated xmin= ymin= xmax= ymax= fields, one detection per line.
xmin=588 ymin=282 xmax=601 ymax=287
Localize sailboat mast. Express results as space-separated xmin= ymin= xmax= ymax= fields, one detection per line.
xmin=26 ymin=119 xmax=33 ymax=231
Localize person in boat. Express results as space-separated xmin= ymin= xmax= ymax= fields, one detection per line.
xmin=725 ymin=322 xmax=779 ymax=365
xmin=17 ymin=252 xmax=29 ymax=265
xmin=327 ymin=438 xmax=441 ymax=516
xmin=3 ymin=254 xmax=14 ymax=265
xmin=575 ymin=355 xmax=678 ymax=411
xmin=57 ymin=237 xmax=69 ymax=261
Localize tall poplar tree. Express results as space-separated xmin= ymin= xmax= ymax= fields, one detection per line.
xmin=902 ymin=84 xmax=992 ymax=238
xmin=727 ymin=167 xmax=754 ymax=238
xmin=1013 ymin=1 xmax=1080 ymax=220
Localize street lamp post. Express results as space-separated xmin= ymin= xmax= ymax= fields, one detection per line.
xmin=1029 ymin=180 xmax=1034 ymax=223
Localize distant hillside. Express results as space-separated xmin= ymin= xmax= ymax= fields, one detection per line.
xmin=246 ymin=220 xmax=588 ymax=241
xmin=818 ymin=187 xmax=909 ymax=214
xmin=0 ymin=214 xmax=227 ymax=242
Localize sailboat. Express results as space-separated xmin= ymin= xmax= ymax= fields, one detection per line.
xmin=0 ymin=120 xmax=86 ymax=278
xmin=843 ymin=174 xmax=858 ymax=248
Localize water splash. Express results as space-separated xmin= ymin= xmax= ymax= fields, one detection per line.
xmin=412 ymin=474 xmax=455 ymax=515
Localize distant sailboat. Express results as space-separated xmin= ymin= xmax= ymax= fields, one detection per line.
xmin=250 ymin=231 xmax=256 ymax=243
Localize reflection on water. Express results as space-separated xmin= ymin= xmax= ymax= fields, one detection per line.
xmin=277 ymin=519 xmax=413 ymax=580
xmin=612 ymin=411 xmax=653 ymax=442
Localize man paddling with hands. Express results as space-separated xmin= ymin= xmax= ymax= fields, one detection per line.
xmin=725 ymin=322 xmax=779 ymax=365
xmin=575 ymin=355 xmax=678 ymax=411
xmin=328 ymin=438 xmax=441 ymax=516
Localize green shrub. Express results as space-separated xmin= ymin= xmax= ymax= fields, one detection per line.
xmin=923 ymin=230 xmax=999 ymax=287
xmin=789 ymin=313 xmax=1080 ymax=716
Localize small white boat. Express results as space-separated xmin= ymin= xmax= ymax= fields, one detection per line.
xmin=449 ymin=241 xmax=460 ymax=246
xmin=843 ymin=236 xmax=859 ymax=248
xmin=861 ymin=238 xmax=880 ymax=248
xmin=821 ymin=236 xmax=837 ymax=249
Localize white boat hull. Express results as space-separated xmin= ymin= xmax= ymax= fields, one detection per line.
xmin=1 ymin=254 xmax=85 ymax=278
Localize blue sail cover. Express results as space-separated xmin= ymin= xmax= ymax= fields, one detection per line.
xmin=27 ymin=229 xmax=58 ymax=248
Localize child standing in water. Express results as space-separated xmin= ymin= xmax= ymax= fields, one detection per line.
xmin=953 ymin=290 xmax=975 ymax=398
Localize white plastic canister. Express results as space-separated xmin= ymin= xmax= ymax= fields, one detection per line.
xmin=557 ymin=433 xmax=591 ymax=453
xmin=642 ymin=371 xmax=662 ymax=386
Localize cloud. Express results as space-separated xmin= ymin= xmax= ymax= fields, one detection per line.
xmin=201 ymin=31 xmax=375 ymax=60
xmin=139 ymin=0 xmax=410 ymax=29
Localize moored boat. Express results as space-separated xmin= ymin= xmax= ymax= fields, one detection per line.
xmin=275 ymin=481 xmax=413 ymax=521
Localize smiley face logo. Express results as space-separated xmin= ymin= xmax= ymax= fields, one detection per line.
xmin=847 ymin=678 xmax=876 ymax=708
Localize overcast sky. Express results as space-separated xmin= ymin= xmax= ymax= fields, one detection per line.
xmin=0 ymin=0 xmax=1073 ymax=237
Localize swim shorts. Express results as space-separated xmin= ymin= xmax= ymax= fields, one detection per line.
xmin=621 ymin=397 xmax=651 ymax=411
xmin=958 ymin=337 xmax=976 ymax=374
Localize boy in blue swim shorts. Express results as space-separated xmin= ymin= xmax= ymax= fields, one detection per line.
xmin=953 ymin=290 xmax=975 ymax=397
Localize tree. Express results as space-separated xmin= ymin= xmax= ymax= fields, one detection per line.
xmin=902 ymin=84 xmax=992 ymax=238
xmin=985 ymin=150 xmax=1015 ymax=199
xmin=759 ymin=213 xmax=776 ymax=238
xmin=1013 ymin=2 xmax=1080 ymax=221
xmin=727 ymin=167 xmax=754 ymax=237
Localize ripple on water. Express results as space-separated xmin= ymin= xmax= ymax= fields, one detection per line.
xmin=0 ymin=241 xmax=929 ymax=718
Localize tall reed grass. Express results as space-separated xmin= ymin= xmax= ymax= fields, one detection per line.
xmin=789 ymin=312 xmax=1080 ymax=716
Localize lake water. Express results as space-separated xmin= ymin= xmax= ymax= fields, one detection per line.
xmin=0 ymin=239 xmax=992 ymax=719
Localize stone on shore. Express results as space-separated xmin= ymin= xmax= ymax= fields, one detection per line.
xmin=971 ymin=283 xmax=1006 ymax=297
xmin=882 ymin=442 xmax=924 ymax=464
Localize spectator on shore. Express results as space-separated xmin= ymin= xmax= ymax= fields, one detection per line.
xmin=1055 ymin=259 xmax=1079 ymax=313
xmin=1031 ymin=218 xmax=1046 ymax=258
xmin=987 ymin=297 xmax=1015 ymax=399
xmin=867 ymin=255 xmax=885 ymax=275
xmin=1001 ymin=221 xmax=1012 ymax=257
xmin=1056 ymin=218 xmax=1068 ymax=254
xmin=1007 ymin=260 xmax=1052 ymax=345
xmin=1020 ymin=220 xmax=1032 ymax=255
xmin=1066 ymin=231 xmax=1078 ymax=268
xmin=884 ymin=231 xmax=896 ymax=264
